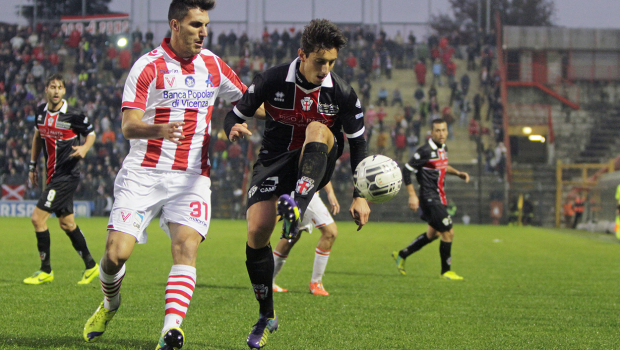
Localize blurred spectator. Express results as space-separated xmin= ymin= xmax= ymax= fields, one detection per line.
xmin=377 ymin=87 xmax=388 ymax=106
xmin=414 ymin=60 xmax=426 ymax=86
xmin=391 ymin=88 xmax=402 ymax=107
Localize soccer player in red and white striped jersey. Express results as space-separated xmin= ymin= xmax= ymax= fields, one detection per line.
xmin=83 ymin=1 xmax=249 ymax=348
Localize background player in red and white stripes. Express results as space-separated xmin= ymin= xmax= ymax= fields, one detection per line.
xmin=272 ymin=182 xmax=340 ymax=296
xmin=83 ymin=1 xmax=250 ymax=348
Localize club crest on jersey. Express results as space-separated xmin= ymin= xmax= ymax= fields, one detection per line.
xmin=164 ymin=75 xmax=176 ymax=88
xmin=274 ymin=91 xmax=285 ymax=102
xmin=185 ymin=76 xmax=195 ymax=87
xmin=47 ymin=117 xmax=54 ymax=126
xmin=205 ymin=73 xmax=214 ymax=87
xmin=296 ymin=176 xmax=314 ymax=196
xmin=301 ymin=97 xmax=313 ymax=111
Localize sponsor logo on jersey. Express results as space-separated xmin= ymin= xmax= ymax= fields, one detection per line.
xmin=260 ymin=176 xmax=279 ymax=193
xmin=296 ymin=176 xmax=314 ymax=196
xmin=164 ymin=75 xmax=176 ymax=88
xmin=301 ymin=97 xmax=314 ymax=112
xmin=355 ymin=112 xmax=364 ymax=119
xmin=205 ymin=73 xmax=214 ymax=87
xmin=274 ymin=91 xmax=285 ymax=102
xmin=55 ymin=121 xmax=71 ymax=129
xmin=159 ymin=69 xmax=179 ymax=74
xmin=148 ymin=49 xmax=159 ymax=56
xmin=185 ymin=76 xmax=195 ymax=87
xmin=318 ymin=103 xmax=339 ymax=115
xmin=248 ymin=84 xmax=255 ymax=93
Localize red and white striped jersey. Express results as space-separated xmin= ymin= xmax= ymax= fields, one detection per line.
xmin=121 ymin=38 xmax=246 ymax=177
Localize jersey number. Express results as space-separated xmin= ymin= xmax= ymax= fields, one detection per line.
xmin=190 ymin=201 xmax=208 ymax=220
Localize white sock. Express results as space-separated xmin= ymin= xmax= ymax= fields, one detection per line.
xmin=100 ymin=262 xmax=125 ymax=310
xmin=311 ymin=248 xmax=330 ymax=283
xmin=273 ymin=250 xmax=287 ymax=284
xmin=162 ymin=265 xmax=197 ymax=333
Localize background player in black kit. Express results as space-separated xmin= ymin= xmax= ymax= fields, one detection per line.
xmin=24 ymin=73 xmax=98 ymax=285
xmin=392 ymin=118 xmax=470 ymax=280
xmin=225 ymin=19 xmax=370 ymax=349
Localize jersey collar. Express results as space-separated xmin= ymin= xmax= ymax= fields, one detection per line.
xmin=285 ymin=57 xmax=334 ymax=88
xmin=161 ymin=38 xmax=196 ymax=63
xmin=428 ymin=139 xmax=445 ymax=150
xmin=44 ymin=99 xmax=68 ymax=114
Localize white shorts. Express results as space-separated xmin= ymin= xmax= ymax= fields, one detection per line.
xmin=107 ymin=168 xmax=212 ymax=244
xmin=299 ymin=193 xmax=334 ymax=234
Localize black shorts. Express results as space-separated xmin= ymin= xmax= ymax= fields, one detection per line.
xmin=246 ymin=141 xmax=339 ymax=209
xmin=36 ymin=179 xmax=79 ymax=217
xmin=420 ymin=202 xmax=453 ymax=232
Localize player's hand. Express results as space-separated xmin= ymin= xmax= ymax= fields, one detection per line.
xmin=459 ymin=171 xmax=470 ymax=183
xmin=162 ymin=121 xmax=185 ymax=145
xmin=69 ymin=145 xmax=89 ymax=158
xmin=29 ymin=171 xmax=38 ymax=188
xmin=350 ymin=197 xmax=370 ymax=231
xmin=408 ymin=195 xmax=419 ymax=211
xmin=327 ymin=192 xmax=340 ymax=215
xmin=229 ymin=123 xmax=252 ymax=142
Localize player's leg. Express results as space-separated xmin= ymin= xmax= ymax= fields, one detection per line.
xmin=84 ymin=230 xmax=135 ymax=342
xmin=58 ymin=214 xmax=98 ymax=284
xmin=393 ymin=225 xmax=438 ymax=275
xmin=156 ymin=223 xmax=203 ymax=350
xmin=246 ymin=198 xmax=279 ymax=349
xmin=272 ymin=232 xmax=302 ymax=292
xmin=280 ymin=122 xmax=335 ymax=238
xmin=438 ymin=228 xmax=462 ymax=280
xmin=24 ymin=207 xmax=54 ymax=284
xmin=310 ymin=222 xmax=337 ymax=296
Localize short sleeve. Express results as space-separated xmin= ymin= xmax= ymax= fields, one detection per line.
xmin=340 ymin=89 xmax=365 ymax=139
xmin=233 ymin=72 xmax=269 ymax=119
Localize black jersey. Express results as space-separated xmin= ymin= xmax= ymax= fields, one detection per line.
xmin=404 ymin=139 xmax=449 ymax=205
xmin=34 ymin=100 xmax=94 ymax=183
xmin=232 ymin=58 xmax=366 ymax=159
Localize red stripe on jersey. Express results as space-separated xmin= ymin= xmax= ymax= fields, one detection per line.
xmin=181 ymin=59 xmax=195 ymax=75
xmin=216 ymin=56 xmax=247 ymax=94
xmin=200 ymin=105 xmax=214 ymax=177
xmin=201 ymin=55 xmax=221 ymax=86
xmin=44 ymin=138 xmax=56 ymax=184
xmin=129 ymin=62 xmax=157 ymax=111
xmin=172 ymin=109 xmax=197 ymax=171
xmin=153 ymin=57 xmax=168 ymax=90
xmin=141 ymin=108 xmax=171 ymax=168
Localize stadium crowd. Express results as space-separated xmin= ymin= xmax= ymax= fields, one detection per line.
xmin=0 ymin=21 xmax=505 ymax=216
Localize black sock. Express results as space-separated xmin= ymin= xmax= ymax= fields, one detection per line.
xmin=439 ymin=241 xmax=452 ymax=274
xmin=36 ymin=230 xmax=51 ymax=273
xmin=399 ymin=232 xmax=432 ymax=259
xmin=65 ymin=226 xmax=96 ymax=269
xmin=294 ymin=142 xmax=328 ymax=218
xmin=246 ymin=243 xmax=275 ymax=318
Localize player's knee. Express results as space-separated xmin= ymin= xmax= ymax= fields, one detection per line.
xmin=59 ymin=221 xmax=75 ymax=232
xmin=305 ymin=122 xmax=331 ymax=143
xmin=321 ymin=226 xmax=338 ymax=242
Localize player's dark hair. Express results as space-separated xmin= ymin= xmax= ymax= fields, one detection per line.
xmin=45 ymin=73 xmax=65 ymax=88
xmin=300 ymin=19 xmax=347 ymax=54
xmin=432 ymin=118 xmax=447 ymax=126
xmin=168 ymin=0 xmax=215 ymax=23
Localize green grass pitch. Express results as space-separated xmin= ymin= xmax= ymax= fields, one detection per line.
xmin=1 ymin=217 xmax=619 ymax=349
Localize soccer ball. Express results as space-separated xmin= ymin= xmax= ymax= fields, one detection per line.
xmin=354 ymin=155 xmax=402 ymax=203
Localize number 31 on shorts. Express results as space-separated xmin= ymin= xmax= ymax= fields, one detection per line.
xmin=190 ymin=201 xmax=209 ymax=220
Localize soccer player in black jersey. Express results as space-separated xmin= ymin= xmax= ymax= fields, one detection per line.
xmin=392 ymin=118 xmax=470 ymax=280
xmin=225 ymin=19 xmax=370 ymax=349
xmin=24 ymin=73 xmax=98 ymax=285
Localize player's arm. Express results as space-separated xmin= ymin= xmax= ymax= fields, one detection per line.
xmin=446 ymin=165 xmax=470 ymax=183
xmin=323 ymin=181 xmax=340 ymax=215
xmin=122 ymin=108 xmax=184 ymax=145
xmin=401 ymin=164 xmax=419 ymax=211
xmin=225 ymin=73 xmax=268 ymax=141
xmin=70 ymin=132 xmax=95 ymax=159
xmin=29 ymin=129 xmax=43 ymax=188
